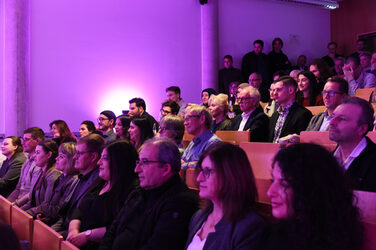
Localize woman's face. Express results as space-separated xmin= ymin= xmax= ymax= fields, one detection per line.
xmin=128 ymin=122 xmax=141 ymax=143
xmin=98 ymin=148 xmax=111 ymax=181
xmin=1 ymin=138 xmax=17 ymax=158
xmin=309 ymin=65 xmax=321 ymax=80
xmin=196 ymin=156 xmax=217 ymax=202
xmin=79 ymin=124 xmax=91 ymax=138
xmin=56 ymin=151 xmax=71 ymax=174
xmin=114 ymin=118 xmax=125 ymax=137
xmin=267 ymin=163 xmax=294 ymax=219
xmin=51 ymin=124 xmax=60 ymax=138
xmin=298 ymin=74 xmax=310 ymax=92
xmin=35 ymin=145 xmax=51 ymax=168
xmin=209 ymin=100 xmax=223 ymax=118
xmin=202 ymin=92 xmax=210 ymax=105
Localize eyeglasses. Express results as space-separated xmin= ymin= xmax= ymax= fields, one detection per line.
xmin=21 ymin=137 xmax=33 ymax=142
xmin=321 ymin=90 xmax=342 ymax=97
xmin=75 ymin=151 xmax=92 ymax=157
xmin=197 ymin=166 xmax=215 ymax=179
xmin=136 ymin=159 xmax=167 ymax=168
xmin=238 ymin=97 xmax=252 ymax=103
xmin=97 ymin=117 xmax=109 ymax=122
xmin=184 ymin=115 xmax=201 ymax=121
xmin=160 ymin=109 xmax=172 ymax=114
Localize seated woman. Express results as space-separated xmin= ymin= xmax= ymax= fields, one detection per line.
xmin=208 ymin=94 xmax=232 ymax=133
xmin=264 ymin=143 xmax=363 ymax=250
xmin=0 ymin=136 xmax=26 ymax=197
xmin=79 ymin=120 xmax=97 ymax=138
xmin=114 ymin=115 xmax=131 ymax=140
xmin=128 ymin=118 xmax=154 ymax=151
xmin=296 ymin=71 xmax=324 ymax=107
xmin=26 ymin=142 xmax=78 ymax=224
xmin=17 ymin=140 xmax=61 ymax=211
xmin=201 ymin=88 xmax=216 ymax=108
xmin=67 ymin=140 xmax=139 ymax=249
xmin=185 ymin=142 xmax=265 ymax=250
xmin=50 ymin=120 xmax=77 ymax=145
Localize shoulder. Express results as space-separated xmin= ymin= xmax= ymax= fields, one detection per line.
xmin=291 ymin=103 xmax=312 ymax=116
xmin=232 ymin=211 xmax=266 ymax=233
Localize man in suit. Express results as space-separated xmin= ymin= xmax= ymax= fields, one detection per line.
xmin=231 ymin=87 xmax=269 ymax=142
xmin=269 ymin=76 xmax=312 ymax=142
xmin=330 ymin=97 xmax=376 ymax=192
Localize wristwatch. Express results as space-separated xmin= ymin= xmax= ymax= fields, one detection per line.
xmin=85 ymin=229 xmax=92 ymax=240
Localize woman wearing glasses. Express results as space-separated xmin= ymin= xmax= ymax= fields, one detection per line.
xmin=185 ymin=142 xmax=265 ymax=250
xmin=67 ymin=140 xmax=138 ymax=249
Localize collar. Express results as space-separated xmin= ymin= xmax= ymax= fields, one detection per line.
xmin=334 ymin=137 xmax=367 ymax=169
xmin=241 ymin=108 xmax=255 ymax=119
xmin=277 ymin=101 xmax=294 ymax=115
xmin=78 ymin=167 xmax=97 ymax=181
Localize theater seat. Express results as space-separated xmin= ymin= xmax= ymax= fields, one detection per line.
xmin=61 ymin=240 xmax=79 ymax=250
xmin=32 ymin=219 xmax=62 ymax=250
xmin=215 ymin=131 xmax=250 ymax=145
xmin=0 ymin=195 xmax=12 ymax=224
xmin=11 ymin=205 xmax=33 ymax=244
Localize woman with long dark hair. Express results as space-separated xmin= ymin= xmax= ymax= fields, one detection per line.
xmin=67 ymin=140 xmax=139 ymax=249
xmin=114 ymin=115 xmax=131 ymax=140
xmin=295 ymin=71 xmax=323 ymax=106
xmin=128 ymin=118 xmax=154 ymax=151
xmin=79 ymin=120 xmax=97 ymax=138
xmin=264 ymin=143 xmax=363 ymax=250
xmin=50 ymin=120 xmax=77 ymax=145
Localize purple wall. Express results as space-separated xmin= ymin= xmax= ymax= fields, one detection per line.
xmin=0 ymin=1 xmax=4 ymax=134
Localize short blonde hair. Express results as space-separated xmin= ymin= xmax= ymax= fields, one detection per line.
xmin=209 ymin=94 xmax=229 ymax=114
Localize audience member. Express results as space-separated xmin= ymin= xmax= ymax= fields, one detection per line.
xmin=309 ymin=59 xmax=333 ymax=91
xmin=296 ymin=71 xmax=323 ymax=106
xmin=269 ymin=76 xmax=312 ymax=142
xmin=330 ymin=97 xmax=376 ymax=192
xmin=0 ymin=136 xmax=26 ymax=197
xmin=99 ymin=138 xmax=198 ymax=250
xmin=334 ymin=57 xmax=345 ymax=76
xmin=67 ymin=140 xmax=138 ymax=249
xmin=360 ymin=51 xmax=372 ymax=72
xmin=166 ymin=86 xmax=187 ymax=116
xmin=158 ymin=116 xmax=185 ymax=152
xmin=231 ymin=87 xmax=269 ymax=142
xmin=185 ymin=142 xmax=265 ymax=250
xmin=114 ymin=115 xmax=130 ymax=140
xmin=249 ymin=72 xmax=269 ymax=102
xmin=343 ymin=56 xmax=376 ymax=96
xmin=79 ymin=121 xmax=97 ymax=138
xmin=182 ymin=105 xmax=221 ymax=169
xmin=228 ymin=81 xmax=240 ymax=106
xmin=51 ymin=134 xmax=105 ymax=235
xmin=370 ymin=51 xmax=376 ymax=75
xmin=18 ymin=140 xmax=61 ymax=214
xmin=128 ymin=98 xmax=158 ymax=131
xmin=241 ymin=40 xmax=270 ymax=89
xmin=322 ymin=41 xmax=342 ymax=68
xmin=160 ymin=100 xmax=180 ymax=118
xmin=201 ymin=88 xmax=216 ymax=108
xmin=50 ymin=120 xmax=77 ymax=146
xmin=268 ymin=37 xmax=291 ymax=75
xmin=292 ymin=54 xmax=307 ymax=71
xmin=97 ymin=111 xmax=117 ymax=144
xmin=218 ymin=55 xmax=243 ymax=95
xmin=272 ymin=70 xmax=286 ymax=81
xmin=264 ymin=143 xmax=363 ymax=250
xmin=264 ymin=82 xmax=279 ymax=118
xmin=350 ymin=38 xmax=367 ymax=59
xmin=208 ymin=94 xmax=232 ymax=133
xmin=289 ymin=69 xmax=300 ymax=83
xmin=129 ymin=118 xmax=154 ymax=151
xmin=8 ymin=127 xmax=44 ymax=202
xmin=279 ymin=77 xmax=348 ymax=143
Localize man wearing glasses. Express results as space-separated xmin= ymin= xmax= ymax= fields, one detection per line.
xmin=100 ymin=138 xmax=198 ymax=250
xmin=98 ymin=110 xmax=117 ymax=144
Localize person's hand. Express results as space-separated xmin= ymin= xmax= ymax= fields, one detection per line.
xmin=343 ymin=64 xmax=354 ymax=81
xmin=69 ymin=232 xmax=88 ymax=247
xmin=36 ymin=213 xmax=50 ymax=223
xmin=66 ymin=230 xmax=79 ymax=241
xmin=278 ymin=134 xmax=300 ymax=144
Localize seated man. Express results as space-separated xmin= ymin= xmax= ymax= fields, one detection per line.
xmin=360 ymin=51 xmax=372 ymax=73
xmin=230 ymin=87 xmax=269 ymax=142
xmin=8 ymin=127 xmax=45 ymax=202
xmin=269 ymin=76 xmax=312 ymax=142
xmin=166 ymin=86 xmax=187 ymax=116
xmin=329 ymin=97 xmax=376 ymax=192
xmin=99 ymin=138 xmax=198 ymax=250
xmin=182 ymin=105 xmax=221 ymax=169
xmin=279 ymin=77 xmax=348 ymax=143
xmin=343 ymin=56 xmax=376 ymax=96
xmin=248 ymin=72 xmax=269 ymax=102
xmin=128 ymin=98 xmax=158 ymax=131
xmin=160 ymin=100 xmax=180 ymax=119
xmin=98 ymin=110 xmax=117 ymax=144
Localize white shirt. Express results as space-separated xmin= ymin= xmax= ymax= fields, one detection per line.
xmin=238 ymin=108 xmax=255 ymax=131
xmin=186 ymin=222 xmax=207 ymax=250
xmin=334 ymin=137 xmax=368 ymax=170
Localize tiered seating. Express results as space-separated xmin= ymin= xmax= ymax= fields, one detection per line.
xmin=305 ymin=105 xmax=326 ymax=115
xmin=11 ymin=205 xmax=33 ymax=244
xmin=215 ymin=131 xmax=250 ymax=145
xmin=300 ymin=131 xmax=337 ymax=151
xmin=32 ymin=219 xmax=63 ymax=250
xmin=0 ymin=195 xmax=12 ymax=224
xmin=355 ymin=88 xmax=373 ymax=101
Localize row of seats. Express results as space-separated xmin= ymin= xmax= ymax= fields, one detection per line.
xmin=0 ymin=195 xmax=78 ymax=250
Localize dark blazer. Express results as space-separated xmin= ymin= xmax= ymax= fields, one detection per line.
xmin=268 ymin=102 xmax=312 ymax=142
xmin=345 ymin=137 xmax=376 ymax=192
xmin=306 ymin=111 xmax=326 ymax=131
xmin=185 ymin=207 xmax=265 ymax=250
xmin=0 ymin=152 xmax=27 ymax=197
xmin=231 ymin=106 xmax=269 ymax=142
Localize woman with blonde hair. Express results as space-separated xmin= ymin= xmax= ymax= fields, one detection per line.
xmin=208 ymin=94 xmax=232 ymax=133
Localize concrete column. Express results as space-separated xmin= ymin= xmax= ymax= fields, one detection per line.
xmin=200 ymin=1 xmax=219 ymax=91
xmin=3 ymin=0 xmax=30 ymax=136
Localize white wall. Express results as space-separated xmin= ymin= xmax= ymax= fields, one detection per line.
xmin=218 ymin=0 xmax=331 ymax=69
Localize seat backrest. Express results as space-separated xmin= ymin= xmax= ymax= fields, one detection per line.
xmin=367 ymin=131 xmax=376 ymax=143
xmin=363 ymin=220 xmax=376 ymax=250
xmin=183 ymin=132 xmax=194 ymax=142
xmin=239 ymin=142 xmax=280 ymax=179
xmin=186 ymin=169 xmax=199 ymax=189
xmin=11 ymin=205 xmax=33 ymax=243
xmin=32 ymin=220 xmax=63 ymax=250
xmin=215 ymin=131 xmax=250 ymax=145
xmin=300 ymin=131 xmax=336 ymax=144
xmin=255 ymin=178 xmax=271 ymax=204
xmin=305 ymin=105 xmax=326 ymax=116
xmin=354 ymin=190 xmax=376 ymax=223
xmin=355 ymin=88 xmax=373 ymax=101
xmin=0 ymin=195 xmax=12 ymax=224
xmin=61 ymin=240 xmax=79 ymax=250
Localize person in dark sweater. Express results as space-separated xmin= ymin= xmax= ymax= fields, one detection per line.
xmin=218 ymin=55 xmax=243 ymax=95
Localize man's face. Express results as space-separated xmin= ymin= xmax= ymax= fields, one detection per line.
xmin=273 ymin=40 xmax=282 ymax=52
xmin=297 ymin=56 xmax=306 ymax=67
xmin=22 ymin=133 xmax=39 ymax=154
xmin=98 ymin=114 xmax=112 ymax=131
xmin=224 ymin=58 xmax=232 ymax=69
xmin=128 ymin=103 xmax=142 ymax=118
xmin=273 ymin=81 xmax=293 ymax=106
xmin=357 ymin=41 xmax=365 ymax=51
xmin=238 ymin=90 xmax=255 ymax=113
xmin=161 ymin=106 xmax=173 ymax=118
xmin=73 ymin=143 xmax=95 ymax=173
xmin=135 ymin=145 xmax=167 ymax=190
xmin=334 ymin=59 xmax=344 ymax=74
xmin=360 ymin=55 xmax=371 ymax=69
xmin=329 ymin=104 xmax=365 ymax=143
xmin=328 ymin=44 xmax=336 ymax=54
xmin=166 ymin=91 xmax=180 ymax=103
xmin=248 ymin=73 xmax=262 ymax=89
xmin=322 ymin=81 xmax=346 ymax=111
xmin=309 ymin=65 xmax=320 ymax=80
xmin=184 ymin=110 xmax=204 ymax=136
xmin=269 ymin=83 xmax=276 ymax=100
xmin=254 ymin=43 xmax=263 ymax=55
